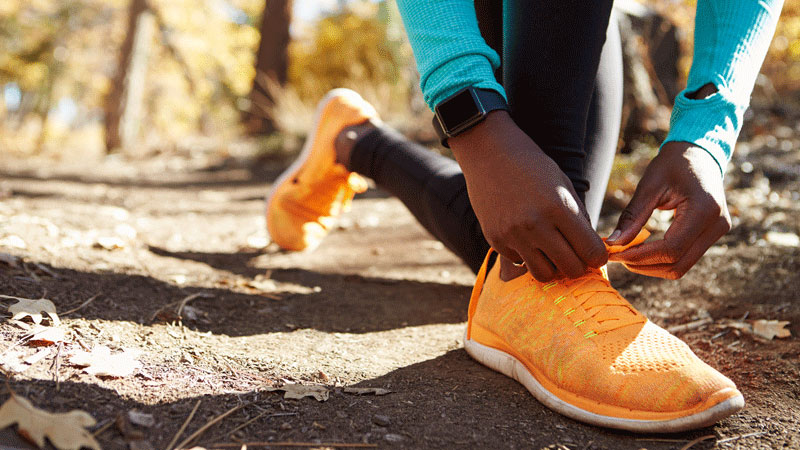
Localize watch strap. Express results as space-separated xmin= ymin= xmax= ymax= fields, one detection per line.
xmin=432 ymin=88 xmax=508 ymax=148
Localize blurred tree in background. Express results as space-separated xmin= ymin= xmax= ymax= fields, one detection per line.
xmin=0 ymin=0 xmax=797 ymax=159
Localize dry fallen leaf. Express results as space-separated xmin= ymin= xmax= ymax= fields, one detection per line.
xmin=69 ymin=345 xmax=142 ymax=377
xmin=0 ymin=394 xmax=100 ymax=450
xmin=26 ymin=325 xmax=67 ymax=346
xmin=343 ymin=387 xmax=392 ymax=396
xmin=7 ymin=298 xmax=60 ymax=326
xmin=268 ymin=383 xmax=329 ymax=402
xmin=752 ymin=320 xmax=791 ymax=340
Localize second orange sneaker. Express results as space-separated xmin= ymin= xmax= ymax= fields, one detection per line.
xmin=464 ymin=231 xmax=744 ymax=432
xmin=266 ymin=89 xmax=376 ymax=251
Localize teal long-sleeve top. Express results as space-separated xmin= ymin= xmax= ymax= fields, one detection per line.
xmin=395 ymin=0 xmax=784 ymax=175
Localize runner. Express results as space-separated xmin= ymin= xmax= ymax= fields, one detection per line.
xmin=266 ymin=0 xmax=783 ymax=432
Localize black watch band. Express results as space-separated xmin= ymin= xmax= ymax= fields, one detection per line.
xmin=432 ymin=87 xmax=508 ymax=148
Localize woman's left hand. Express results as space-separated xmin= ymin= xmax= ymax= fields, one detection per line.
xmin=605 ymin=141 xmax=732 ymax=279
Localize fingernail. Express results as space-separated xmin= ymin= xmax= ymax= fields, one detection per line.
xmin=608 ymin=229 xmax=621 ymax=242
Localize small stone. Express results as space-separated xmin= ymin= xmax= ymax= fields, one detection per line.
xmin=384 ymin=433 xmax=404 ymax=443
xmin=372 ymin=414 xmax=391 ymax=427
xmin=280 ymin=422 xmax=292 ymax=430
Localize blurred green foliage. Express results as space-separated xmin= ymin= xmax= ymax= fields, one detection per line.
xmin=0 ymin=0 xmax=797 ymax=158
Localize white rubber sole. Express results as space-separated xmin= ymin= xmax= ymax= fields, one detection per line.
xmin=464 ymin=331 xmax=745 ymax=433
xmin=265 ymin=88 xmax=361 ymax=249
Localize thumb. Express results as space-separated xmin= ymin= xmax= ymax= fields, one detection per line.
xmin=607 ymin=183 xmax=660 ymax=245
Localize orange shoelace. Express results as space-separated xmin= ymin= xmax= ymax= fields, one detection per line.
xmin=560 ymin=270 xmax=645 ymax=336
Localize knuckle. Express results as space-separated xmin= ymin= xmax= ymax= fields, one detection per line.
xmin=566 ymin=264 xmax=586 ymax=279
xmin=584 ymin=245 xmax=609 ymax=267
xmin=618 ymin=208 xmax=635 ymax=224
xmin=663 ymin=247 xmax=682 ymax=264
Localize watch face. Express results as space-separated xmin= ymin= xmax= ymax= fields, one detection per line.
xmin=437 ymin=89 xmax=483 ymax=133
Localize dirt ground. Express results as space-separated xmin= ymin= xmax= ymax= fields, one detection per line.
xmin=0 ymin=125 xmax=798 ymax=449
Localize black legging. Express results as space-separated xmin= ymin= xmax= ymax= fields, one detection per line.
xmin=348 ymin=0 xmax=622 ymax=273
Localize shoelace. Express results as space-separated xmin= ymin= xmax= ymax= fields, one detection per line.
xmin=561 ymin=271 xmax=645 ymax=335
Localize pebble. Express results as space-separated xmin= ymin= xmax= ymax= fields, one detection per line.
xmin=372 ymin=414 xmax=391 ymax=427
xmin=384 ymin=433 xmax=404 ymax=443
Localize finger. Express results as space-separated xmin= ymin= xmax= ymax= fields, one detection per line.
xmin=607 ymin=178 xmax=664 ymax=246
xmin=520 ymin=248 xmax=557 ymax=282
xmin=610 ymin=200 xmax=714 ymax=265
xmin=555 ymin=199 xmax=608 ymax=269
xmin=539 ymin=229 xmax=588 ymax=279
xmin=493 ymin=245 xmax=525 ymax=267
xmin=622 ymin=218 xmax=730 ymax=279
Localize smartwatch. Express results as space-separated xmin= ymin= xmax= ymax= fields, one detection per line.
xmin=432 ymin=87 xmax=509 ymax=147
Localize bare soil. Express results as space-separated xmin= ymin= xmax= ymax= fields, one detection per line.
xmin=0 ymin=138 xmax=798 ymax=449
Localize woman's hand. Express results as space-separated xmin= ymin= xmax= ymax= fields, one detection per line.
xmin=606 ymin=141 xmax=731 ymax=279
xmin=449 ymin=110 xmax=607 ymax=282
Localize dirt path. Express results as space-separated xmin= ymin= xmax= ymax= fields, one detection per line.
xmin=0 ymin=154 xmax=797 ymax=449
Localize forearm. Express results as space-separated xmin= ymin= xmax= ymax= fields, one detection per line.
xmin=395 ymin=0 xmax=505 ymax=110
xmin=662 ymin=0 xmax=784 ymax=175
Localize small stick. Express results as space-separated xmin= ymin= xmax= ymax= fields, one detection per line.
xmin=211 ymin=443 xmax=377 ymax=448
xmin=0 ymin=294 xmax=42 ymax=303
xmin=173 ymin=403 xmax=243 ymax=450
xmin=167 ymin=399 xmax=202 ymax=450
xmin=667 ymin=318 xmax=713 ymax=333
xmin=50 ymin=342 xmax=63 ymax=390
xmin=176 ymin=293 xmax=208 ymax=318
xmin=92 ymin=419 xmax=115 ymax=437
xmin=61 ymin=294 xmax=101 ymax=316
xmin=717 ymin=431 xmax=766 ymax=444
xmin=678 ymin=434 xmax=716 ymax=450
xmin=226 ymin=410 xmax=270 ymax=436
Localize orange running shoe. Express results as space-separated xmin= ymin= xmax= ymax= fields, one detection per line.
xmin=464 ymin=231 xmax=744 ymax=432
xmin=266 ymin=89 xmax=375 ymax=251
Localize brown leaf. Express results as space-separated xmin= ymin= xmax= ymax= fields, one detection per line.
xmin=0 ymin=394 xmax=100 ymax=450
xmin=752 ymin=320 xmax=791 ymax=339
xmin=26 ymin=325 xmax=67 ymax=346
xmin=8 ymin=298 xmax=60 ymax=326
xmin=267 ymin=383 xmax=329 ymax=401
xmin=68 ymin=345 xmax=142 ymax=377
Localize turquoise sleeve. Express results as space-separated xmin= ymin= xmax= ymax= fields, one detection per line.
xmin=394 ymin=0 xmax=506 ymax=110
xmin=662 ymin=0 xmax=784 ymax=175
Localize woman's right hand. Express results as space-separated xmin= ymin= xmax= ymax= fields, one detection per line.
xmin=449 ymin=110 xmax=607 ymax=281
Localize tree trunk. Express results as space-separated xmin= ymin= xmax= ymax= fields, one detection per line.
xmin=615 ymin=0 xmax=680 ymax=152
xmin=104 ymin=0 xmax=148 ymax=153
xmin=244 ymin=0 xmax=293 ymax=135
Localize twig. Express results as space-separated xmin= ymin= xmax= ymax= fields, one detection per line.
xmin=211 ymin=443 xmax=377 ymax=448
xmin=173 ymin=403 xmax=244 ymax=450
xmin=61 ymin=294 xmax=101 ymax=316
xmin=634 ymin=437 xmax=690 ymax=443
xmin=176 ymin=293 xmax=208 ymax=318
xmin=0 ymin=294 xmax=40 ymax=303
xmin=717 ymin=431 xmax=766 ymax=444
xmin=226 ymin=410 xmax=270 ymax=437
xmin=167 ymin=399 xmax=201 ymax=450
xmin=678 ymin=434 xmax=716 ymax=450
xmin=50 ymin=342 xmax=63 ymax=390
xmin=92 ymin=419 xmax=115 ymax=437
xmin=33 ymin=263 xmax=59 ymax=278
xmin=667 ymin=318 xmax=713 ymax=333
